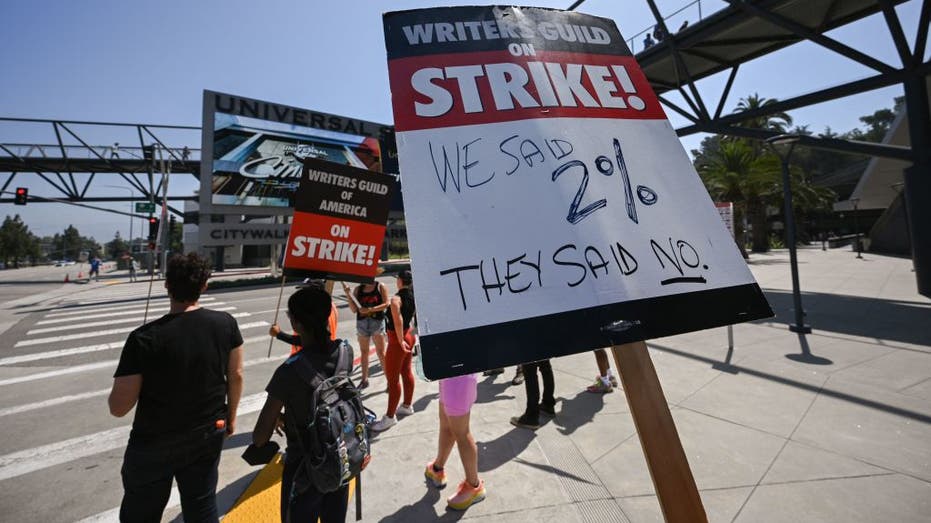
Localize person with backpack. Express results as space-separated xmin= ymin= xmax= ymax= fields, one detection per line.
xmin=371 ymin=270 xmax=416 ymax=432
xmin=251 ymin=286 xmax=371 ymax=523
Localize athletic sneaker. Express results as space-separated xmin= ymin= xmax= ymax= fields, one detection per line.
xmin=586 ymin=377 xmax=614 ymax=394
xmin=510 ymin=415 xmax=541 ymax=430
xmin=424 ymin=461 xmax=447 ymax=488
xmin=371 ymin=415 xmax=397 ymax=432
xmin=447 ymin=479 xmax=486 ymax=510
xmin=396 ymin=404 xmax=415 ymax=416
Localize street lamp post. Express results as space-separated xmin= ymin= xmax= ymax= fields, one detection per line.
xmin=102 ymin=185 xmax=134 ymax=258
xmin=765 ymin=134 xmax=811 ymax=334
xmin=851 ymin=198 xmax=863 ymax=259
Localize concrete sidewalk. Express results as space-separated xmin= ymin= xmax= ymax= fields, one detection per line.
xmin=340 ymin=248 xmax=930 ymax=522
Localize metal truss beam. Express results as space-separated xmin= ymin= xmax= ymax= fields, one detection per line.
xmin=697 ymin=124 xmax=913 ymax=160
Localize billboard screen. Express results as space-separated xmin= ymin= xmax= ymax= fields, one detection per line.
xmin=201 ymin=90 xmax=395 ymax=211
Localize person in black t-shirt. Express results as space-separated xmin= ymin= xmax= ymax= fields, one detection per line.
xmin=252 ymin=286 xmax=362 ymax=523
xmin=109 ymin=253 xmax=244 ymax=523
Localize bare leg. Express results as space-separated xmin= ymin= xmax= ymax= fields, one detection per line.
xmin=434 ymin=403 xmax=457 ymax=468
xmin=357 ymin=335 xmax=371 ymax=382
xmin=448 ymin=412 xmax=479 ymax=486
xmin=594 ymin=349 xmax=610 ymax=377
xmin=372 ymin=333 xmax=387 ymax=372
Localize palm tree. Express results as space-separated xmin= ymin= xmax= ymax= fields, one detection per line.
xmin=698 ymin=141 xmax=781 ymax=256
xmin=734 ymin=93 xmax=793 ymax=133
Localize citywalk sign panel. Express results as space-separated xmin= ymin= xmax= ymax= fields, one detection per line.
xmin=383 ymin=6 xmax=772 ymax=379
xmin=282 ymin=157 xmax=393 ymax=283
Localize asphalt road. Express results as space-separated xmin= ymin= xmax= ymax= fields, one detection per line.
xmin=0 ymin=275 xmax=396 ymax=522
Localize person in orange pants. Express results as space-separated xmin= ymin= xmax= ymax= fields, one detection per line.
xmin=372 ymin=271 xmax=416 ymax=432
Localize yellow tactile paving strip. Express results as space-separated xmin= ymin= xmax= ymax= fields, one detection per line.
xmin=224 ymin=453 xmax=355 ymax=522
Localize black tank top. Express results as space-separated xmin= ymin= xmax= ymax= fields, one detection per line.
xmin=386 ymin=287 xmax=415 ymax=331
xmin=355 ymin=283 xmax=385 ymax=320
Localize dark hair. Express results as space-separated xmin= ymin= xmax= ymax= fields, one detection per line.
xmin=398 ymin=270 xmax=413 ymax=287
xmin=165 ymin=253 xmax=211 ymax=303
xmin=288 ymin=287 xmax=332 ymax=344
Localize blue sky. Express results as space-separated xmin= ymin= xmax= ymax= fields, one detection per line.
xmin=0 ymin=0 xmax=924 ymax=244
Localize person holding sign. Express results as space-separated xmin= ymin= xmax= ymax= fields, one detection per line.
xmin=342 ymin=279 xmax=389 ymax=389
xmin=371 ymin=270 xmax=416 ymax=432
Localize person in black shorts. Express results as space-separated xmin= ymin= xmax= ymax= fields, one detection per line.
xmin=109 ymin=253 xmax=244 ymax=522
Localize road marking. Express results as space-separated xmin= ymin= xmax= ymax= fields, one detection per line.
xmin=35 ymin=302 xmax=229 ymax=325
xmin=15 ymin=313 xmax=253 ymax=347
xmin=43 ymin=297 xmax=217 ymax=318
xmin=0 ymin=392 xmax=269 ymax=482
xmin=27 ymin=307 xmax=238 ymax=334
xmin=0 ymin=389 xmax=110 ymax=418
xmin=1 ymin=323 xmax=270 ymax=385
xmin=0 ymin=341 xmax=122 ymax=366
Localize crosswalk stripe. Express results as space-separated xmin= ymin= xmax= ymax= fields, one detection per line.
xmin=0 ymin=392 xmax=269 ymax=482
xmin=27 ymin=307 xmax=238 ymax=334
xmin=0 ymin=327 xmax=271 ymax=386
xmin=15 ymin=313 xmax=253 ymax=347
xmin=44 ymin=297 xmax=217 ymax=318
xmin=35 ymin=302 xmax=228 ymax=325
xmin=0 ymin=342 xmax=122 ymax=366
xmin=0 ymin=389 xmax=110 ymax=418
xmin=0 ymin=338 xmax=279 ymax=416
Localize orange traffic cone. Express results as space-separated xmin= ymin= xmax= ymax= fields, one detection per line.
xmin=64 ymin=273 xmax=70 ymax=283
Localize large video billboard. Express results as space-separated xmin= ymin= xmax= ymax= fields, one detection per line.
xmin=200 ymin=90 xmax=396 ymax=212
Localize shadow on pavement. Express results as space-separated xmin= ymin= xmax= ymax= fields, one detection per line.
xmin=553 ymin=390 xmax=606 ymax=436
xmin=377 ymin=486 xmax=458 ymax=522
xmin=762 ymin=289 xmax=931 ymax=347
xmin=477 ymin=426 xmax=536 ymax=473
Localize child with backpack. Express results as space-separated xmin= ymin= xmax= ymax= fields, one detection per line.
xmin=251 ymin=286 xmax=371 ymax=523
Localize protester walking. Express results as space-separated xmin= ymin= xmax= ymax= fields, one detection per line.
xmin=372 ymin=270 xmax=416 ymax=432
xmin=510 ymin=359 xmax=556 ymax=430
xmin=109 ymin=253 xmax=244 ymax=522
xmin=342 ymin=276 xmax=389 ymax=389
xmin=425 ymin=372 xmax=485 ymax=510
xmin=251 ymin=286 xmax=365 ymax=523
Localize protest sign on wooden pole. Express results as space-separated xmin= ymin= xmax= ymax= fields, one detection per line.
xmin=383 ymin=6 xmax=772 ymax=521
xmin=612 ymin=341 xmax=707 ymax=522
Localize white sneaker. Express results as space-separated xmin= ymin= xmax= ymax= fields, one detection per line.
xmin=372 ymin=415 xmax=397 ymax=432
xmin=396 ymin=404 xmax=415 ymax=416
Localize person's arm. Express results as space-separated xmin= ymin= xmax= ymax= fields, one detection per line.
xmin=269 ymin=323 xmax=300 ymax=345
xmin=342 ymin=283 xmax=360 ymax=314
xmin=368 ymin=282 xmax=391 ymax=314
xmin=108 ymin=375 xmax=142 ymax=417
xmin=389 ymin=296 xmax=410 ymax=352
xmin=226 ymin=346 xmax=244 ymax=436
xmin=252 ymin=396 xmax=285 ymax=447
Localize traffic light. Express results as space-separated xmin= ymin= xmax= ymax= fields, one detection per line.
xmin=147 ymin=217 xmax=160 ymax=240
xmin=13 ymin=187 xmax=27 ymax=205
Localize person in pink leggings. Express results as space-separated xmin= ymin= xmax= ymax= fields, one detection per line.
xmin=424 ymin=373 xmax=486 ymax=511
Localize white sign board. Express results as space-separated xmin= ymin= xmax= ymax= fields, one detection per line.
xmin=384 ymin=6 xmax=772 ymax=379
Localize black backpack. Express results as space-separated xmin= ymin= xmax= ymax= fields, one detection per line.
xmin=287 ymin=340 xmax=373 ymax=515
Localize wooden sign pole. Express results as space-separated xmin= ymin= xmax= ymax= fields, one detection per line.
xmin=611 ymin=341 xmax=707 ymax=523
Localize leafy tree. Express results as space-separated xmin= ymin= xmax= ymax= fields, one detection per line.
xmin=0 ymin=215 xmax=40 ymax=267
xmin=50 ymin=225 xmax=99 ymax=261
xmin=106 ymin=232 xmax=129 ymax=259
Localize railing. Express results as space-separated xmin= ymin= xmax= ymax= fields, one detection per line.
xmin=625 ymin=0 xmax=713 ymax=54
xmin=0 ymin=143 xmax=201 ymax=162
